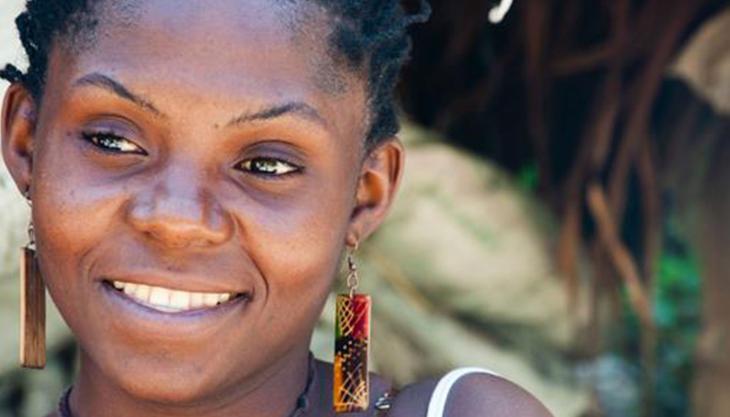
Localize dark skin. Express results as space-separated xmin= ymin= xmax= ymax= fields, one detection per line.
xmin=1 ymin=1 xmax=553 ymax=416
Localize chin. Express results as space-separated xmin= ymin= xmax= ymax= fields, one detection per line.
xmin=106 ymin=356 xmax=233 ymax=406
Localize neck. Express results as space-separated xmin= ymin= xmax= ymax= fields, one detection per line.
xmin=70 ymin=348 xmax=314 ymax=417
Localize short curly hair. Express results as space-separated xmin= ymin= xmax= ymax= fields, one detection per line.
xmin=0 ymin=0 xmax=431 ymax=149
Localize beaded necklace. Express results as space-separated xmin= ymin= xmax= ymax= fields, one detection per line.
xmin=58 ymin=352 xmax=317 ymax=417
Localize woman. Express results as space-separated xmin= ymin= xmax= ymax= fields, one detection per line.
xmin=1 ymin=1 xmax=553 ymax=416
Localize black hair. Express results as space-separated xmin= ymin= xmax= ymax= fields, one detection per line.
xmin=0 ymin=0 xmax=431 ymax=149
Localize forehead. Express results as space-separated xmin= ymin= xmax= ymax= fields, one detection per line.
xmin=48 ymin=0 xmax=366 ymax=138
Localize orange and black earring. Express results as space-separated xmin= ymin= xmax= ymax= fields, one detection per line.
xmin=20 ymin=189 xmax=45 ymax=369
xmin=333 ymin=242 xmax=371 ymax=413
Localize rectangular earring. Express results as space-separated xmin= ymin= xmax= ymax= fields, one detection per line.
xmin=333 ymin=245 xmax=370 ymax=413
xmin=20 ymin=246 xmax=46 ymax=369
xmin=20 ymin=190 xmax=45 ymax=369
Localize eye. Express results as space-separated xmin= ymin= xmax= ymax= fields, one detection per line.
xmin=82 ymin=131 xmax=146 ymax=154
xmin=238 ymin=157 xmax=301 ymax=176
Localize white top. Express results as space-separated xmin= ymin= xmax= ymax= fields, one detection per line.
xmin=425 ymin=367 xmax=502 ymax=417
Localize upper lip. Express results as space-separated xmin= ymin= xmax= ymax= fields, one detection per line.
xmin=100 ymin=271 xmax=251 ymax=295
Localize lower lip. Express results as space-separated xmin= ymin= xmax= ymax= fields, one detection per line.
xmin=100 ymin=281 xmax=250 ymax=328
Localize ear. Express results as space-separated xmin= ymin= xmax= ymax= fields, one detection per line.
xmin=346 ymin=137 xmax=405 ymax=246
xmin=1 ymin=83 xmax=37 ymax=195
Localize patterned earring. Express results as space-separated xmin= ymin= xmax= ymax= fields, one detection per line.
xmin=333 ymin=242 xmax=371 ymax=413
xmin=20 ymin=189 xmax=46 ymax=369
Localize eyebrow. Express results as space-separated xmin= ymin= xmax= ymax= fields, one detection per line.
xmin=72 ymin=72 xmax=327 ymax=129
xmin=73 ymin=73 xmax=164 ymax=117
xmin=226 ymin=101 xmax=328 ymax=129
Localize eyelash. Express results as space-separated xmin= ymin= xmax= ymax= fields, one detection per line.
xmin=81 ymin=131 xmax=302 ymax=178
xmin=82 ymin=131 xmax=146 ymax=155
xmin=237 ymin=157 xmax=303 ymax=178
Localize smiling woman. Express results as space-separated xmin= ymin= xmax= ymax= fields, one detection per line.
xmin=0 ymin=1 xmax=552 ymax=417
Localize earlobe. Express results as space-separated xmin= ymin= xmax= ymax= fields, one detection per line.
xmin=347 ymin=137 xmax=406 ymax=244
xmin=2 ymin=83 xmax=37 ymax=195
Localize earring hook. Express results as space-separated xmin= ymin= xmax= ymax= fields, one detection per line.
xmin=346 ymin=242 xmax=359 ymax=298
xmin=24 ymin=187 xmax=35 ymax=249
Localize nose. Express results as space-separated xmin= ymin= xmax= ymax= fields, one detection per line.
xmin=127 ymin=168 xmax=233 ymax=249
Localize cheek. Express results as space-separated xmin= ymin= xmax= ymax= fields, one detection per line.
xmin=35 ymin=139 xmax=118 ymax=232
xmin=239 ymin=172 xmax=354 ymax=315
xmin=31 ymin=133 xmax=129 ymax=312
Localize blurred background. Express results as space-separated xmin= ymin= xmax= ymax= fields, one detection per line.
xmin=1 ymin=0 xmax=729 ymax=416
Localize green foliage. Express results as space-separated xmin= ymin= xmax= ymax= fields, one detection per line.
xmin=617 ymin=239 xmax=701 ymax=417
xmin=517 ymin=162 xmax=539 ymax=192
xmin=653 ymin=251 xmax=701 ymax=416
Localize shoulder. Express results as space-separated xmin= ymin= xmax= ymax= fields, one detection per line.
xmin=389 ymin=369 xmax=553 ymax=417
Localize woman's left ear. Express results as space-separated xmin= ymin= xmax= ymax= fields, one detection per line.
xmin=347 ymin=136 xmax=405 ymax=244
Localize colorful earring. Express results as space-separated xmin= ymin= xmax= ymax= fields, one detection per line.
xmin=333 ymin=242 xmax=371 ymax=413
xmin=20 ymin=189 xmax=45 ymax=369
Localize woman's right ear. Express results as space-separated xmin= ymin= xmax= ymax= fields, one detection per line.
xmin=1 ymin=83 xmax=37 ymax=194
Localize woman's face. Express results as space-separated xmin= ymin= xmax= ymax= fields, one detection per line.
xmin=2 ymin=0 xmax=402 ymax=406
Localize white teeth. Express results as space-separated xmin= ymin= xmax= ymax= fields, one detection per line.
xmin=191 ymin=293 xmax=204 ymax=308
xmin=123 ymin=283 xmax=138 ymax=295
xmin=111 ymin=280 xmax=237 ymax=313
xmin=148 ymin=286 xmax=170 ymax=306
xmin=135 ymin=284 xmax=151 ymax=302
xmin=203 ymin=293 xmax=220 ymax=307
xmin=170 ymin=290 xmax=191 ymax=309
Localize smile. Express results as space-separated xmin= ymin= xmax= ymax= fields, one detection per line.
xmin=106 ymin=280 xmax=245 ymax=313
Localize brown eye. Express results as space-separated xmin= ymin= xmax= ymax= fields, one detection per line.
xmin=82 ymin=131 xmax=146 ymax=154
xmin=238 ymin=157 xmax=301 ymax=176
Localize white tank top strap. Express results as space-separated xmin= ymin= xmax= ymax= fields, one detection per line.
xmin=426 ymin=367 xmax=502 ymax=417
